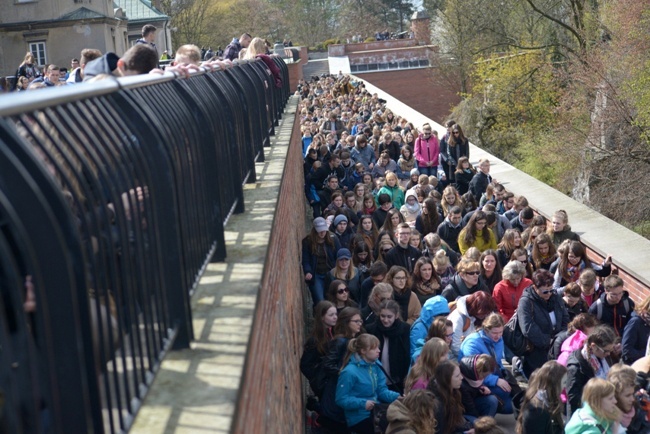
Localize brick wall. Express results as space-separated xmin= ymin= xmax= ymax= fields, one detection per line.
xmin=231 ymin=113 xmax=306 ymax=433
xmin=361 ymin=68 xmax=461 ymax=123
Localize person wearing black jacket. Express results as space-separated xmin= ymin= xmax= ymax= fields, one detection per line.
xmin=517 ymin=269 xmax=569 ymax=378
xmin=441 ymin=259 xmax=488 ymax=302
xmin=384 ymin=223 xmax=422 ymax=273
xmin=468 ymin=159 xmax=492 ymax=203
xmin=516 ymin=361 xmax=566 ymax=434
xmin=366 ymin=300 xmax=410 ymax=393
xmin=566 ymin=324 xmax=617 ymax=416
xmin=437 ymin=207 xmax=464 ymax=254
xmin=589 ymin=274 xmax=635 ymax=337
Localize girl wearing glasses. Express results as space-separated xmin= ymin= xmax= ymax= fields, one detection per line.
xmin=566 ymin=324 xmax=618 ymax=416
xmin=457 ymin=210 xmax=498 ymax=256
xmin=367 ymin=300 xmax=411 ymax=393
xmin=385 ymin=266 xmax=421 ymax=325
xmin=516 ymin=269 xmax=569 ymax=378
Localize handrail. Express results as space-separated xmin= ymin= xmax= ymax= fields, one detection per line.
xmin=0 ymin=58 xmax=289 ymax=433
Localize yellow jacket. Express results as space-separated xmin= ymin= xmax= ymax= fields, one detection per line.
xmin=457 ymin=228 xmax=497 ymax=255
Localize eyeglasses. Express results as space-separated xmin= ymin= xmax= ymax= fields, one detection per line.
xmin=596 ymin=345 xmax=613 ymax=355
xmin=337 ymin=288 xmax=349 ymax=294
xmin=539 ymin=288 xmax=555 ymax=295
xmin=445 ymin=333 xmax=454 ymax=338
xmin=349 ymin=319 xmax=363 ymax=324
xmin=465 ymin=271 xmax=480 ymax=276
xmin=393 ymin=276 xmax=407 ymax=281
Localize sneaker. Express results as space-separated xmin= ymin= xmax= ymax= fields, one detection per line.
xmin=511 ymin=356 xmax=521 ymax=376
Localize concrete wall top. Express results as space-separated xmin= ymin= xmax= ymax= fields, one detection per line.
xmin=329 ymin=39 xmax=417 ymax=56
xmin=354 ymin=75 xmax=650 ymax=288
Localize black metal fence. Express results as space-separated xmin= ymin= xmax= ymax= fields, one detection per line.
xmin=0 ymin=58 xmax=288 ymax=433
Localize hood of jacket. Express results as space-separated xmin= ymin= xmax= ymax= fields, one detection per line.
xmin=456 ymin=294 xmax=470 ymax=317
xmin=459 ymin=355 xmax=483 ymax=381
xmin=83 ymin=52 xmax=120 ymax=81
xmin=386 ymin=399 xmax=411 ymax=424
xmin=417 ymin=295 xmax=450 ymax=327
xmin=561 ymin=330 xmax=588 ymax=354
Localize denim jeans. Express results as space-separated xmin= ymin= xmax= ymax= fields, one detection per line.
xmin=309 ymin=273 xmax=327 ymax=305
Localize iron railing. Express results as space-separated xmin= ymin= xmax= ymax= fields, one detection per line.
xmin=0 ymin=58 xmax=289 ymax=433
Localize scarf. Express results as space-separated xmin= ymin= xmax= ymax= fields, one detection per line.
xmin=404 ymin=202 xmax=420 ymax=214
xmin=620 ymin=406 xmax=635 ymax=428
xmin=582 ymin=346 xmax=610 ymax=379
xmin=413 ymin=279 xmax=440 ymax=296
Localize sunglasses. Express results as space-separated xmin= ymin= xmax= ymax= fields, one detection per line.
xmin=452 ymin=131 xmax=460 ymax=135
xmin=540 ymin=289 xmax=555 ymax=295
xmin=465 ymin=271 xmax=480 ymax=276
xmin=337 ymin=288 xmax=350 ymax=294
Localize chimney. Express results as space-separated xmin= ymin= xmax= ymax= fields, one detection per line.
xmin=410 ymin=11 xmax=431 ymax=45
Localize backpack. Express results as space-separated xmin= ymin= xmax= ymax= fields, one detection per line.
xmin=594 ymin=297 xmax=631 ymax=320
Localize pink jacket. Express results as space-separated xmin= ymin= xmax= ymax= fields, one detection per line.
xmin=410 ymin=377 xmax=429 ymax=391
xmin=558 ymin=330 xmax=588 ymax=366
xmin=414 ymin=135 xmax=440 ymax=167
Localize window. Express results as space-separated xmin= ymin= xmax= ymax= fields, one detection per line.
xmin=29 ymin=42 xmax=46 ymax=66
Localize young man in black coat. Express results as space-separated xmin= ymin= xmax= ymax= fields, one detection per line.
xmin=384 ymin=223 xmax=422 ymax=273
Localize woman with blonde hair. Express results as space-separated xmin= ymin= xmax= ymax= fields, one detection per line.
xmin=565 ymin=378 xmax=621 ymax=434
xmin=404 ymin=337 xmax=449 ymax=393
xmin=377 ymin=171 xmax=405 ymax=209
xmin=15 ymin=52 xmax=42 ymax=88
xmin=440 ymin=185 xmax=462 ymax=217
xmin=243 ymin=37 xmax=282 ymax=87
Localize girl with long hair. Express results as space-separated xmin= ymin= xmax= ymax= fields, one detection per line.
xmin=433 ymin=249 xmax=456 ymax=288
xmin=458 ymin=210 xmax=497 ymax=255
xmin=404 ymin=337 xmax=449 ymax=393
xmin=440 ymin=124 xmax=470 ymax=183
xmin=357 ymin=214 xmax=378 ymax=251
xmin=385 ymin=266 xmax=421 ymax=324
xmin=553 ymin=240 xmax=612 ymax=290
xmin=565 ymin=378 xmax=621 ymax=434
xmin=380 ymin=207 xmax=405 ymax=234
xmin=441 ymin=185 xmax=462 ymax=217
xmin=427 ymin=360 xmax=473 ymax=434
xmin=300 ymin=301 xmax=338 ymax=398
xmin=531 ymin=233 xmax=557 ymax=271
xmin=352 ymin=241 xmax=373 ymax=281
xmin=335 ymin=334 xmax=400 ymax=434
xmin=302 ymin=217 xmax=341 ymax=305
xmin=415 ymin=197 xmax=440 ymax=237
xmin=516 ymin=361 xmax=567 ymax=434
xmin=319 ymin=307 xmax=363 ymax=432
xmin=453 ymin=156 xmax=475 ymax=195
xmin=496 ymin=229 xmax=522 ymax=268
xmin=479 ymin=249 xmax=502 ymax=295
xmin=326 ymin=280 xmax=358 ymax=313
xmin=325 ymin=248 xmax=362 ymax=302
xmin=361 ymin=283 xmax=393 ymax=327
xmin=411 ymin=257 xmax=442 ymax=305
xmin=366 ymin=300 xmax=411 ymax=393
xmin=386 ymin=390 xmax=437 ymax=434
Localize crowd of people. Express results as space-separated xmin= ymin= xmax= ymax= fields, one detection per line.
xmin=8 ymin=28 xmax=282 ymax=91
xmin=298 ymin=73 xmax=650 ymax=434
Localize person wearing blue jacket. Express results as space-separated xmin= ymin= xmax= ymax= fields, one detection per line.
xmin=458 ymin=312 xmax=514 ymax=414
xmin=621 ymin=298 xmax=650 ymax=364
xmin=409 ymin=295 xmax=450 ymax=358
xmin=336 ymin=334 xmax=399 ymax=434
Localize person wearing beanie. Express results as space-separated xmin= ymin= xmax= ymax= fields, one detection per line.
xmin=330 ymin=214 xmax=354 ymax=249
xmin=325 ymin=248 xmax=363 ymax=302
xmin=302 ymin=217 xmax=341 ymax=305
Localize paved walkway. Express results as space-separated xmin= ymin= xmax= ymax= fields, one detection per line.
xmin=130 ymin=96 xmax=299 ymax=434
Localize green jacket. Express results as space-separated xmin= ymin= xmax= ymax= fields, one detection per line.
xmin=565 ymin=403 xmax=615 ymax=434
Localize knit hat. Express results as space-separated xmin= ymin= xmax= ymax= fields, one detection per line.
xmin=313 ymin=217 xmax=328 ymax=232
xmin=334 ymin=214 xmax=348 ymax=226
xmin=410 ymin=168 xmax=420 ymax=176
xmin=337 ymin=248 xmax=352 ymax=260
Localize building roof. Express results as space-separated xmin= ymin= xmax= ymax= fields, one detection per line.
xmin=114 ymin=0 xmax=169 ymax=22
xmin=59 ymin=7 xmax=111 ymax=21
